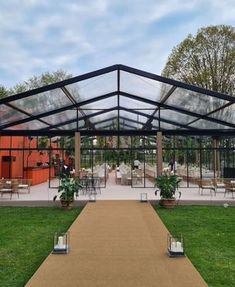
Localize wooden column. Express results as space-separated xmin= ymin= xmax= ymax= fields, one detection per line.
xmin=75 ymin=132 xmax=81 ymax=177
xmin=157 ymin=132 xmax=163 ymax=177
xmin=217 ymin=138 xmax=220 ymax=177
xmin=213 ymin=137 xmax=220 ymax=178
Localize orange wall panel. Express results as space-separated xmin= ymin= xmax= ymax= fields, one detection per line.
xmin=24 ymin=167 xmax=55 ymax=185
xmin=0 ymin=136 xmax=59 ymax=183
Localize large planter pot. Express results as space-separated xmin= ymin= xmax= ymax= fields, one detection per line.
xmin=60 ymin=200 xmax=74 ymax=210
xmin=161 ymin=198 xmax=176 ymax=209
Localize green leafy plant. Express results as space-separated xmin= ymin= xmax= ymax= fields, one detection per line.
xmin=53 ymin=175 xmax=83 ymax=202
xmin=155 ymin=174 xmax=180 ymax=199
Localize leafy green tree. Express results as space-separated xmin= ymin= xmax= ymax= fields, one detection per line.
xmin=23 ymin=69 xmax=73 ymax=90
xmin=0 ymin=85 xmax=9 ymax=98
xmin=162 ymin=25 xmax=235 ymax=95
xmin=9 ymin=69 xmax=73 ymax=95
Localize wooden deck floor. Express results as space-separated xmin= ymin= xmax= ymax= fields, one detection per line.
xmin=26 ymin=201 xmax=207 ymax=287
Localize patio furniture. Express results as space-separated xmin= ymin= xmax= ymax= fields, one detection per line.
xmin=0 ymin=179 xmax=19 ymax=199
xmin=212 ymin=178 xmax=225 ymax=195
xmin=198 ymin=179 xmax=215 ymax=196
xmin=121 ymin=172 xmax=131 ymax=185
xmin=80 ymin=177 xmax=101 ymax=195
xmin=224 ymin=181 xmax=235 ymax=199
xmin=18 ymin=179 xmax=31 ymax=193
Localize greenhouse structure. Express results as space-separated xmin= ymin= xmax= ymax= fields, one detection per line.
xmin=1 ymin=64 xmax=235 ymax=189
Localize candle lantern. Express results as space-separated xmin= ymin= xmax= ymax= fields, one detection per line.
xmin=140 ymin=192 xmax=148 ymax=202
xmin=53 ymin=232 xmax=69 ymax=254
xmin=167 ymin=234 xmax=185 ymax=257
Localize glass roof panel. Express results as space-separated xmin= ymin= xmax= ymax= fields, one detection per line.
xmin=1 ymin=65 xmax=234 ymax=133
xmin=210 ymin=104 xmax=235 ymax=125
xmin=165 ymin=87 xmax=229 ymax=115
xmin=152 ymin=119 xmax=159 ymax=128
xmin=119 ymin=110 xmax=148 ymax=125
xmin=160 ymin=121 xmax=186 ymax=130
xmin=0 ymin=104 xmax=28 ymax=126
xmin=42 ymin=110 xmax=77 ymax=125
xmin=59 ymin=122 xmax=78 ymax=130
xmin=120 ymin=123 xmax=136 ymax=130
xmin=65 ymin=71 xmax=117 ymax=102
xmin=90 ymin=111 xmax=117 ymax=125
xmin=80 ymin=96 xmax=117 ymax=112
xmin=119 ymin=95 xmax=156 ymax=112
xmin=160 ymin=109 xmax=197 ymax=125
xmin=95 ymin=120 xmax=115 ymax=129
xmin=120 ymin=71 xmax=172 ymax=101
xmin=5 ymin=120 xmax=48 ymax=130
xmin=10 ymin=88 xmax=71 ymax=116
xmin=152 ymin=119 xmax=185 ymax=130
xmin=120 ymin=117 xmax=144 ymax=128
xmin=189 ymin=119 xmax=232 ymax=129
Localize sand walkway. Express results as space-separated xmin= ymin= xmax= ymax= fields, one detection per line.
xmin=26 ymin=201 xmax=207 ymax=287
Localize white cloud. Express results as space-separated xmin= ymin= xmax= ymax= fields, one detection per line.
xmin=0 ymin=0 xmax=235 ymax=87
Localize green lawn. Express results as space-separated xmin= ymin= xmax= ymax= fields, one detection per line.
xmin=155 ymin=206 xmax=235 ymax=287
xmin=0 ymin=206 xmax=83 ymax=287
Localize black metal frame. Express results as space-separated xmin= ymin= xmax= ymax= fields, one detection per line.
xmin=1 ymin=64 xmax=235 ymax=137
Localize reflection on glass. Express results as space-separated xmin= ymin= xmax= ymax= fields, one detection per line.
xmin=66 ymin=71 xmax=117 ymax=102
xmin=166 ymin=87 xmax=228 ymax=115
xmin=120 ymin=71 xmax=172 ymax=101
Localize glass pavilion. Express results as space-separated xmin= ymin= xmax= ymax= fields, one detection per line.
xmin=1 ymin=64 xmax=235 ymax=188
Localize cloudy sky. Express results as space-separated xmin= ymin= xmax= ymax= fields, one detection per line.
xmin=1 ymin=0 xmax=235 ymax=88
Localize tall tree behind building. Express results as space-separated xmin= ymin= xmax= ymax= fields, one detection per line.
xmin=162 ymin=25 xmax=235 ymax=95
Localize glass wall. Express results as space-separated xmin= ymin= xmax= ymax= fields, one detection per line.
xmin=2 ymin=135 xmax=235 ymax=189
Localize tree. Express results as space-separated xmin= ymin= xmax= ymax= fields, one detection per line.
xmin=0 ymin=85 xmax=9 ymax=99
xmin=23 ymin=69 xmax=73 ymax=90
xmin=162 ymin=25 xmax=235 ymax=95
xmin=9 ymin=69 xmax=73 ymax=95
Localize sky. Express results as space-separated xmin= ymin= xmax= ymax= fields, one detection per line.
xmin=1 ymin=0 xmax=235 ymax=88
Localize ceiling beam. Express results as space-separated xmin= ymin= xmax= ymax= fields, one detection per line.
xmin=2 ymin=129 xmax=235 ymax=137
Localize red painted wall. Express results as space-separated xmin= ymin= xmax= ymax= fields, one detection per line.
xmin=0 ymin=136 xmax=61 ymax=185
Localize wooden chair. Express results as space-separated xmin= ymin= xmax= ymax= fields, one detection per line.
xmin=0 ymin=179 xmax=19 ymax=199
xmin=18 ymin=179 xmax=31 ymax=193
xmin=212 ymin=178 xmax=225 ymax=196
xmin=198 ymin=179 xmax=215 ymax=196
xmin=0 ymin=179 xmax=12 ymax=198
xmin=224 ymin=181 xmax=235 ymax=199
xmin=10 ymin=179 xmax=19 ymax=199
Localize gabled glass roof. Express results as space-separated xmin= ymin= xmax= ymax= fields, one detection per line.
xmin=1 ymin=64 xmax=235 ymax=136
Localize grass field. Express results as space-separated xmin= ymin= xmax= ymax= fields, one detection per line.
xmin=155 ymin=205 xmax=235 ymax=287
xmin=0 ymin=206 xmax=83 ymax=287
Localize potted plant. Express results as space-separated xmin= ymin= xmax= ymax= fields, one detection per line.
xmin=53 ymin=174 xmax=83 ymax=209
xmin=155 ymin=174 xmax=180 ymax=209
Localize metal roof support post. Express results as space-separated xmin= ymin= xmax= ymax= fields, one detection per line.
xmin=75 ymin=132 xmax=81 ymax=177
xmin=157 ymin=131 xmax=163 ymax=177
